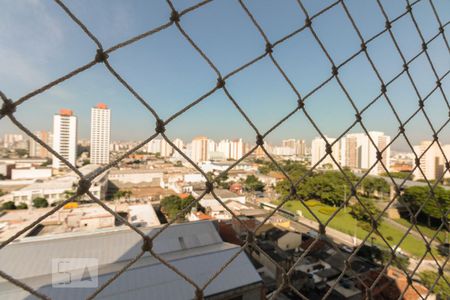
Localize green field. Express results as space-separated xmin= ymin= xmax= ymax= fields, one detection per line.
xmin=281 ymin=200 xmax=437 ymax=258
xmin=394 ymin=217 xmax=448 ymax=244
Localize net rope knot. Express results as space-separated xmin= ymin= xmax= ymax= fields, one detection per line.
xmin=325 ymin=143 xmax=332 ymax=154
xmin=155 ymin=119 xmax=166 ymax=134
xmin=170 ymin=10 xmax=180 ymax=23
xmin=256 ymin=134 xmax=264 ymax=146
xmin=297 ymin=99 xmax=305 ymax=109
xmin=95 ymin=49 xmax=109 ymax=63
xmin=331 ymin=65 xmax=339 ymax=76
xmin=305 ymin=17 xmax=312 ymax=27
xmin=265 ymin=43 xmax=273 ymax=54
xmin=376 ymin=151 xmax=382 ymax=161
xmin=76 ymin=178 xmax=91 ymax=195
xmin=360 ymin=42 xmax=367 ymax=51
xmin=0 ymin=98 xmax=16 ymax=117
xmin=205 ymin=181 xmax=213 ymax=193
xmin=385 ymin=21 xmax=392 ymax=30
xmin=141 ymin=236 xmax=153 ymax=252
xmin=195 ymin=289 xmax=203 ymax=300
xmin=216 ymin=77 xmax=225 ymax=89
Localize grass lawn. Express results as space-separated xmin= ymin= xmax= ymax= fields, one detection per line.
xmin=394 ymin=217 xmax=448 ymax=244
xmin=281 ymin=200 xmax=435 ymax=258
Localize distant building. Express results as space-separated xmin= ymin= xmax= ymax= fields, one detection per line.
xmin=191 ymin=136 xmax=209 ymax=163
xmin=311 ymin=136 xmax=341 ymax=170
xmin=312 ymin=132 xmax=391 ymax=175
xmin=2 ymin=134 xmax=23 ymax=148
xmin=3 ymin=164 xmax=108 ymax=206
xmin=90 ymin=103 xmax=111 ymax=165
xmin=52 ymin=109 xmax=77 ymax=169
xmin=217 ymin=138 xmax=244 ymax=160
xmin=11 ymin=167 xmax=52 ymax=180
xmin=413 ymin=141 xmax=450 ymax=181
xmin=172 ymin=138 xmax=184 ymax=150
xmin=282 ymin=139 xmax=306 ymax=156
xmin=29 ymin=131 xmax=52 ymax=158
xmin=160 ymin=139 xmax=173 ymax=157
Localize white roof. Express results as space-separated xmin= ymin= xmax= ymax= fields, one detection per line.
xmin=0 ymin=221 xmax=261 ymax=299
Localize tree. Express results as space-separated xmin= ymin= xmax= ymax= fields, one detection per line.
xmin=160 ymin=195 xmax=199 ymax=221
xmin=418 ymin=271 xmax=450 ymax=297
xmin=381 ymin=172 xmax=412 ymax=180
xmin=16 ymin=202 xmax=28 ymax=209
xmin=2 ymin=201 xmax=16 ymax=210
xmin=0 ymin=189 xmax=5 ymax=196
xmin=401 ymin=186 xmax=450 ymax=226
xmin=244 ymin=175 xmax=265 ymax=192
xmin=350 ymin=197 xmax=381 ymax=223
xmin=32 ymin=197 xmax=48 ymax=208
xmin=361 ymin=176 xmax=389 ymax=198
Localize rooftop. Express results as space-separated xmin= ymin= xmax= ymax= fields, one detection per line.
xmin=0 ymin=221 xmax=262 ymax=299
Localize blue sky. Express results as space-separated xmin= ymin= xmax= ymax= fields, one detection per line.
xmin=1 ymin=0 xmax=449 ymax=151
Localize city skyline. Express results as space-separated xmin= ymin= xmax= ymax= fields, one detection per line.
xmin=1 ymin=1 xmax=449 ymax=152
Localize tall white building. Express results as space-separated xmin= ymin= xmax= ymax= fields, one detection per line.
xmin=52 ymin=109 xmax=77 ymax=169
xmin=341 ymin=132 xmax=391 ymax=175
xmin=2 ymin=134 xmax=23 ymax=148
xmin=282 ymin=139 xmax=306 ymax=156
xmin=173 ymin=138 xmax=184 ymax=150
xmin=311 ymin=136 xmax=341 ymax=169
xmin=413 ymin=141 xmax=450 ymax=181
xmin=160 ymin=139 xmax=173 ymax=157
xmin=365 ymin=131 xmax=390 ymax=175
xmin=191 ymin=136 xmax=209 ymax=163
xmin=29 ymin=131 xmax=53 ymax=158
xmin=217 ymin=139 xmax=244 ymax=160
xmin=146 ymin=139 xmax=161 ymax=154
xmin=90 ymin=103 xmax=111 ymax=165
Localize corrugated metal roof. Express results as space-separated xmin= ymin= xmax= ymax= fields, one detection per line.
xmin=0 ymin=221 xmax=261 ymax=299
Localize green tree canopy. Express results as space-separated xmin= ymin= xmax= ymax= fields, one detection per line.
xmin=401 ymin=186 xmax=450 ymax=221
xmin=32 ymin=197 xmax=48 ymax=208
xmin=160 ymin=195 xmax=199 ymax=221
xmin=276 ymin=170 xmax=355 ymax=206
xmin=350 ymin=197 xmax=381 ymax=223
xmin=244 ymin=175 xmax=265 ymax=192
xmin=360 ymin=176 xmax=390 ymax=197
xmin=16 ymin=202 xmax=28 ymax=209
xmin=2 ymin=201 xmax=16 ymax=210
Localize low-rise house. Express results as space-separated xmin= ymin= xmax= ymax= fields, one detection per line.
xmin=1 ymin=164 xmax=108 ymax=206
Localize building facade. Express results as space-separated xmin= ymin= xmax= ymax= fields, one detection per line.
xmin=52 ymin=109 xmax=77 ymax=169
xmin=90 ymin=103 xmax=111 ymax=165
xmin=29 ymin=131 xmax=53 ymax=158
xmin=191 ymin=136 xmax=209 ymax=163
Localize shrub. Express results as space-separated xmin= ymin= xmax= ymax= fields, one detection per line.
xmin=306 ymin=200 xmax=323 ymax=207
xmin=386 ymin=236 xmax=394 ymax=241
xmin=318 ymin=206 xmax=337 ymax=215
xmin=32 ymin=197 xmax=48 ymax=208
xmin=1 ymin=201 xmax=16 ymax=210
xmin=16 ymin=202 xmax=28 ymax=209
